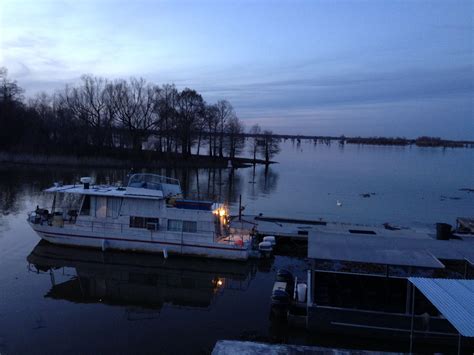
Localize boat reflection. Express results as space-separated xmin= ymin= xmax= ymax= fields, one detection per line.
xmin=27 ymin=241 xmax=258 ymax=318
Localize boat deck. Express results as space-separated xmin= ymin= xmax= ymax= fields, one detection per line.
xmin=45 ymin=184 xmax=164 ymax=199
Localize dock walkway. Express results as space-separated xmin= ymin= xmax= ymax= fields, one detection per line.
xmin=230 ymin=214 xmax=434 ymax=241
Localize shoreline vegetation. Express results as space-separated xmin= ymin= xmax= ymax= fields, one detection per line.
xmin=1 ymin=67 xmax=472 ymax=171
xmin=1 ymin=67 xmax=280 ymax=168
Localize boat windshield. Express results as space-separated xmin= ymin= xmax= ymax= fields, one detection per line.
xmin=127 ymin=174 xmax=182 ymax=197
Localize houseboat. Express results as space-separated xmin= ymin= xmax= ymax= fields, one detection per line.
xmin=271 ymin=226 xmax=474 ymax=351
xmin=27 ymin=174 xmax=257 ymax=260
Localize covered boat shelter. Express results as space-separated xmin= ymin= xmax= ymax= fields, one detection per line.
xmin=307 ymin=230 xmax=474 ymax=278
xmin=304 ymin=230 xmax=474 ymax=352
xmin=408 ymin=278 xmax=474 ymax=354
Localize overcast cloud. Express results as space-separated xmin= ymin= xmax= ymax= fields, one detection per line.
xmin=1 ymin=0 xmax=472 ymax=138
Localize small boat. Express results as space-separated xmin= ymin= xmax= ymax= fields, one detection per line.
xmin=270 ymin=269 xmax=308 ymax=324
xmin=27 ymin=174 xmax=257 ymax=260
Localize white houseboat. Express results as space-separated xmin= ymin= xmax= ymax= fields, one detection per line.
xmin=27 ymin=174 xmax=256 ymax=260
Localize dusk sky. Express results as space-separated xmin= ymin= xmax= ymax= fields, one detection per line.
xmin=1 ymin=0 xmax=473 ymax=139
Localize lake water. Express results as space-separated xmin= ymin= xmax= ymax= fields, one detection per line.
xmin=0 ymin=141 xmax=473 ymax=354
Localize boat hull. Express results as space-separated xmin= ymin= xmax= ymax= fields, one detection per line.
xmin=29 ymin=223 xmax=250 ymax=261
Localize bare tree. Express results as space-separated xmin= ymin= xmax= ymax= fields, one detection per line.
xmin=215 ymin=100 xmax=234 ymax=157
xmin=204 ymin=104 xmax=219 ymax=157
xmin=0 ymin=68 xmax=25 ymax=150
xmin=109 ymin=77 xmax=158 ymax=152
xmin=0 ymin=67 xmax=24 ymax=102
xmin=225 ymin=116 xmax=245 ymax=159
xmin=195 ymin=107 xmax=207 ymax=156
xmin=258 ymin=130 xmax=280 ymax=164
xmin=248 ymin=123 xmax=261 ymax=162
xmin=62 ymin=75 xmax=115 ymax=149
xmin=176 ymin=88 xmax=205 ymax=157
xmin=155 ymin=84 xmax=178 ymax=153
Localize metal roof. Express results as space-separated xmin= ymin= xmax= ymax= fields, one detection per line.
xmin=409 ymin=278 xmax=474 ymax=337
xmin=308 ymin=232 xmax=445 ymax=268
xmin=307 ymin=229 xmax=474 ymax=268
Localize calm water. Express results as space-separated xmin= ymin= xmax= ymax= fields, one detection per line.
xmin=0 ymin=141 xmax=473 ymax=354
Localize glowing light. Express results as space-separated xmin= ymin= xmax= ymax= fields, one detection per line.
xmin=219 ymin=208 xmax=226 ymax=217
xmin=217 ymin=279 xmax=223 ymax=286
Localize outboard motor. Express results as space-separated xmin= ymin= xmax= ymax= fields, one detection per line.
xmin=259 ymin=241 xmax=273 ymax=258
xmin=263 ymin=235 xmax=276 ymax=246
xmin=271 ymin=289 xmax=290 ymax=307
xmin=276 ymin=269 xmax=294 ymax=283
xmin=271 ymin=270 xmax=294 ymax=318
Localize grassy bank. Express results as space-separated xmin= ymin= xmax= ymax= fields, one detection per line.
xmin=0 ymin=151 xmax=270 ymax=169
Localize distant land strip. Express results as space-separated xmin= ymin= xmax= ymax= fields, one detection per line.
xmin=238 ymin=134 xmax=474 ymax=148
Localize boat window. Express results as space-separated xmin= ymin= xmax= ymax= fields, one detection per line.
xmin=130 ymin=216 xmax=145 ymax=228
xmin=183 ymin=221 xmax=197 ymax=233
xmin=348 ymin=229 xmax=376 ymax=235
xmin=167 ymin=219 xmax=182 ymax=232
xmin=130 ymin=216 xmax=159 ymax=229
xmin=167 ymin=219 xmax=197 ymax=233
xmin=106 ymin=197 xmax=122 ymax=218
xmin=80 ymin=195 xmax=91 ymax=215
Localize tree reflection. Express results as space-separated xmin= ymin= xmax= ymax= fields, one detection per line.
xmin=257 ymin=165 xmax=279 ymax=195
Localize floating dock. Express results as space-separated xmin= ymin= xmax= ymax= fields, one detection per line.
xmin=211 ymin=340 xmax=398 ymax=355
xmin=230 ymin=214 xmax=444 ymax=242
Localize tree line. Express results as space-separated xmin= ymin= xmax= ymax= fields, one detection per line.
xmin=0 ymin=67 xmax=280 ymax=163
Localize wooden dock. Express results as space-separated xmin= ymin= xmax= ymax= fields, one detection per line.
xmin=230 ymin=214 xmax=434 ymax=241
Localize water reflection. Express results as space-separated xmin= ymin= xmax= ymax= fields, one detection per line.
xmin=27 ymin=241 xmax=258 ymax=314
xmin=138 ymin=165 xmax=277 ymax=204
xmin=0 ymin=163 xmax=279 ymax=213
xmin=246 ymin=165 xmax=280 ymax=200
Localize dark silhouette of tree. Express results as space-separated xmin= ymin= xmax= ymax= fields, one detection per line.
xmin=0 ymin=67 xmax=24 ymax=102
xmin=155 ymin=84 xmax=179 ymax=153
xmin=204 ymin=104 xmax=219 ymax=157
xmin=0 ymin=67 xmax=283 ymax=163
xmin=258 ymin=130 xmax=280 ymax=164
xmin=215 ymin=100 xmax=234 ymax=158
xmin=224 ymin=116 xmax=245 ymax=159
xmin=109 ymin=77 xmax=158 ymax=152
xmin=62 ymin=75 xmax=115 ymax=150
xmin=248 ymin=123 xmax=261 ymax=162
xmin=0 ymin=68 xmax=26 ymax=150
xmin=176 ymin=88 xmax=205 ymax=157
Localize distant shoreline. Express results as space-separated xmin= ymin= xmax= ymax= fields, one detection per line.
xmin=264 ymin=135 xmax=474 ymax=148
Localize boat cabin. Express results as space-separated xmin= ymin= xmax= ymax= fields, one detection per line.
xmin=33 ymin=174 xmax=229 ymax=241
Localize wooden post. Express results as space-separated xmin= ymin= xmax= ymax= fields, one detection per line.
xmin=405 ymin=281 xmax=412 ymax=314
xmin=410 ymin=284 xmax=415 ymax=353
xmin=239 ymin=194 xmax=242 ymax=221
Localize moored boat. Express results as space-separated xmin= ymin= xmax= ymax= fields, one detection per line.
xmin=27 ymin=173 xmax=259 ymax=260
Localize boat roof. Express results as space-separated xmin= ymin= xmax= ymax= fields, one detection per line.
xmin=44 ymin=184 xmax=163 ymax=200
xmin=409 ymin=278 xmax=474 ymax=337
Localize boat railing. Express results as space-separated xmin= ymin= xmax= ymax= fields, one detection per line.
xmin=67 ymin=219 xmax=248 ymax=248
xmin=127 ymin=173 xmax=181 ymax=187
xmin=127 ymin=173 xmax=182 ymax=197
